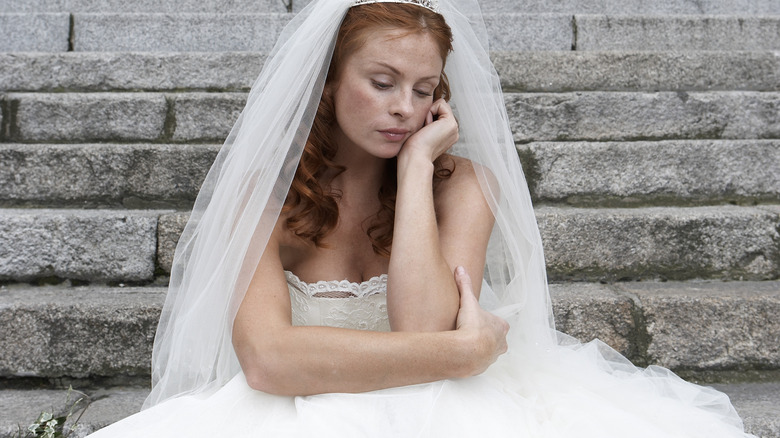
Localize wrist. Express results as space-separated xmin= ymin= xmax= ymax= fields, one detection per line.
xmin=449 ymin=330 xmax=481 ymax=378
xmin=397 ymin=152 xmax=434 ymax=179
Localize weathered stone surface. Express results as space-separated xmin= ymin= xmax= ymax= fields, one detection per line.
xmin=493 ymin=51 xmax=780 ymax=92
xmin=73 ymin=13 xmax=291 ymax=52
xmin=536 ymin=206 xmax=780 ymax=281
xmin=68 ymin=12 xmax=571 ymax=52
xmin=0 ymin=52 xmax=265 ymax=92
xmin=0 ymin=144 xmax=218 ymax=208
xmin=506 ymin=92 xmax=780 ymax=143
xmin=157 ymin=212 xmax=190 ymax=273
xmin=0 ymin=386 xmax=148 ymax=437
xmin=0 ymin=209 xmax=160 ymax=282
xmin=8 ymin=93 xmax=166 ymax=143
xmin=577 ymin=16 xmax=780 ymax=51
xmin=1 ymin=0 xmax=287 ymax=13
xmin=477 ymin=0 xmax=780 ymax=14
xmin=172 ymin=93 xmax=246 ymax=142
xmin=620 ymin=281 xmax=780 ymax=370
xmin=549 ymin=283 xmax=635 ymax=356
xmin=482 ymin=14 xmax=572 ymax=51
xmin=712 ymin=382 xmax=780 ymax=438
xmin=0 ymin=285 xmax=164 ymax=379
xmin=0 ymin=13 xmax=69 ymax=52
xmin=521 ymin=140 xmax=780 ymax=206
xmin=3 ymin=51 xmax=779 ymax=93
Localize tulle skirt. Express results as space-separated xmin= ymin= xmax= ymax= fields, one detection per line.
xmin=87 ymin=338 xmax=753 ymax=438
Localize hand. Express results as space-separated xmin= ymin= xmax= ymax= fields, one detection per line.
xmin=453 ymin=266 xmax=509 ymax=376
xmin=399 ymin=98 xmax=459 ymax=164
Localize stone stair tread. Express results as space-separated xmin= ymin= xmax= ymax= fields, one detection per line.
xmin=0 ymin=206 xmax=777 ymax=283
xmin=3 ymin=91 xmax=779 ymax=143
xmin=522 ymin=139 xmax=780 ymax=206
xmin=0 ymin=143 xmax=220 ymax=209
xmin=1 ymin=281 xmax=778 ymax=381
xmin=0 ymin=208 xmax=168 ymax=283
xmin=0 ymin=382 xmax=777 ymax=437
xmin=3 ymin=51 xmax=779 ymax=93
xmin=3 ymin=0 xmax=780 ymax=14
xmin=4 ymin=13 xmax=780 ymax=52
xmin=3 ymin=141 xmax=779 ymax=209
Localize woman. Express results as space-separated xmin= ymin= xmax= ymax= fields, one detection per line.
xmin=88 ymin=0 xmax=754 ymax=436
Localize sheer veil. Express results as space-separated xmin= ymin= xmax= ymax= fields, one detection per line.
xmin=146 ymin=0 xmax=550 ymax=408
xmin=143 ymin=1 xmax=747 ymax=433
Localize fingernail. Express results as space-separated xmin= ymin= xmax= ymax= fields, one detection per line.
xmin=455 ymin=266 xmax=465 ymax=276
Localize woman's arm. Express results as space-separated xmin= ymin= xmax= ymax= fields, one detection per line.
xmin=232 ymin=232 xmax=508 ymax=397
xmin=388 ymin=99 xmax=495 ymax=331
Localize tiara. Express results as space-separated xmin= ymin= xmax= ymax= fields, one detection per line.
xmin=351 ymin=0 xmax=440 ymax=14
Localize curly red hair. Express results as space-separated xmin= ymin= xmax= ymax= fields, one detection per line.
xmin=284 ymin=3 xmax=454 ymax=256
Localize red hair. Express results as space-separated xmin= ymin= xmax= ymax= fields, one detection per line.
xmin=284 ymin=3 xmax=454 ymax=256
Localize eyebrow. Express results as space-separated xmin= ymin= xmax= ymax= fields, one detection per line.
xmin=371 ymin=61 xmax=440 ymax=81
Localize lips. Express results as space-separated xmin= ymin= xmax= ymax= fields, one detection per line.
xmin=378 ymin=128 xmax=409 ymax=142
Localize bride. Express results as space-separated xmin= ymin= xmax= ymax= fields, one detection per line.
xmin=88 ymin=0 xmax=754 ymax=436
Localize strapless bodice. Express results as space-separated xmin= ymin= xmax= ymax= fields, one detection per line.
xmin=285 ymin=270 xmax=391 ymax=331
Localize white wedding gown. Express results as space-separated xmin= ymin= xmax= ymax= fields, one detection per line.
xmin=89 ymin=271 xmax=753 ymax=437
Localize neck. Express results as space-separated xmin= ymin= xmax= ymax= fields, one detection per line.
xmin=329 ymin=136 xmax=389 ymax=202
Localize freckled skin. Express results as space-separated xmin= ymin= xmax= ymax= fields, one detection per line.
xmin=331 ymin=29 xmax=443 ymax=161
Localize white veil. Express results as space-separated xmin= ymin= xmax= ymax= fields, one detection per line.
xmin=146 ymin=0 xmax=552 ymax=408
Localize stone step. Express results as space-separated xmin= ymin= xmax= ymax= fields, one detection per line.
xmin=2 ymin=141 xmax=779 ymax=209
xmin=0 ymin=206 xmax=777 ymax=283
xmin=1 ymin=0 xmax=290 ymax=13
xmin=476 ymin=0 xmax=780 ymax=15
xmin=2 ymin=91 xmax=778 ymax=143
xmin=3 ymin=13 xmax=780 ymax=52
xmin=535 ymin=205 xmax=780 ymax=282
xmin=0 ymin=281 xmax=778 ymax=382
xmin=0 ymin=144 xmax=219 ymax=209
xmin=3 ymin=0 xmax=779 ymax=15
xmin=1 ymin=381 xmax=778 ymax=437
xmin=521 ymin=140 xmax=780 ymax=207
xmin=0 ymin=209 xmax=164 ymax=283
xmin=3 ymin=51 xmax=779 ymax=93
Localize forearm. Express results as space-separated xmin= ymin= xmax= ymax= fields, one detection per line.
xmin=238 ymin=324 xmax=474 ymax=396
xmin=387 ymin=154 xmax=459 ymax=331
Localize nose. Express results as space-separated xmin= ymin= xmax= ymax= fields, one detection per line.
xmin=390 ymin=89 xmax=414 ymax=119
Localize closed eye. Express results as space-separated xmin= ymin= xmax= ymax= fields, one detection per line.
xmin=372 ymin=80 xmax=391 ymax=90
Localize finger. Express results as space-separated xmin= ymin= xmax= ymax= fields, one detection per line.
xmin=455 ymin=266 xmax=476 ymax=302
xmin=428 ymin=98 xmax=452 ymax=118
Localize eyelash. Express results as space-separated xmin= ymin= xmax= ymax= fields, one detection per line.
xmin=372 ymin=81 xmax=432 ymax=97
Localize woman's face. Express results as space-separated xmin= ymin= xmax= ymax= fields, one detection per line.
xmin=330 ymin=28 xmax=443 ymax=161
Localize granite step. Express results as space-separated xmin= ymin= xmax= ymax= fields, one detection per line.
xmin=0 ymin=381 xmax=777 ymax=437
xmin=520 ymin=140 xmax=780 ymax=207
xmin=0 ymin=206 xmax=777 ymax=284
xmin=2 ymin=91 xmax=779 ymax=144
xmin=1 ymin=281 xmax=778 ymax=382
xmin=3 ymin=13 xmax=780 ymax=52
xmin=2 ymin=141 xmax=778 ymax=209
xmin=2 ymin=0 xmax=780 ymax=15
xmin=2 ymin=51 xmax=779 ymax=93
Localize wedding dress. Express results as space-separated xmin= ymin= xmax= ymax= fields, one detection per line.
xmin=89 ymin=271 xmax=750 ymax=437
xmin=85 ymin=0 xmax=756 ymax=435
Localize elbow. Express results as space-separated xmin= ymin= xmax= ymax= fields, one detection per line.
xmin=234 ymin=336 xmax=288 ymax=395
xmin=241 ymin=355 xmax=292 ymax=395
xmin=243 ymin=363 xmax=277 ymax=394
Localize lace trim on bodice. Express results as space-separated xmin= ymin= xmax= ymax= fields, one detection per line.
xmin=285 ymin=270 xmax=390 ymax=331
xmin=284 ymin=270 xmax=388 ymax=298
